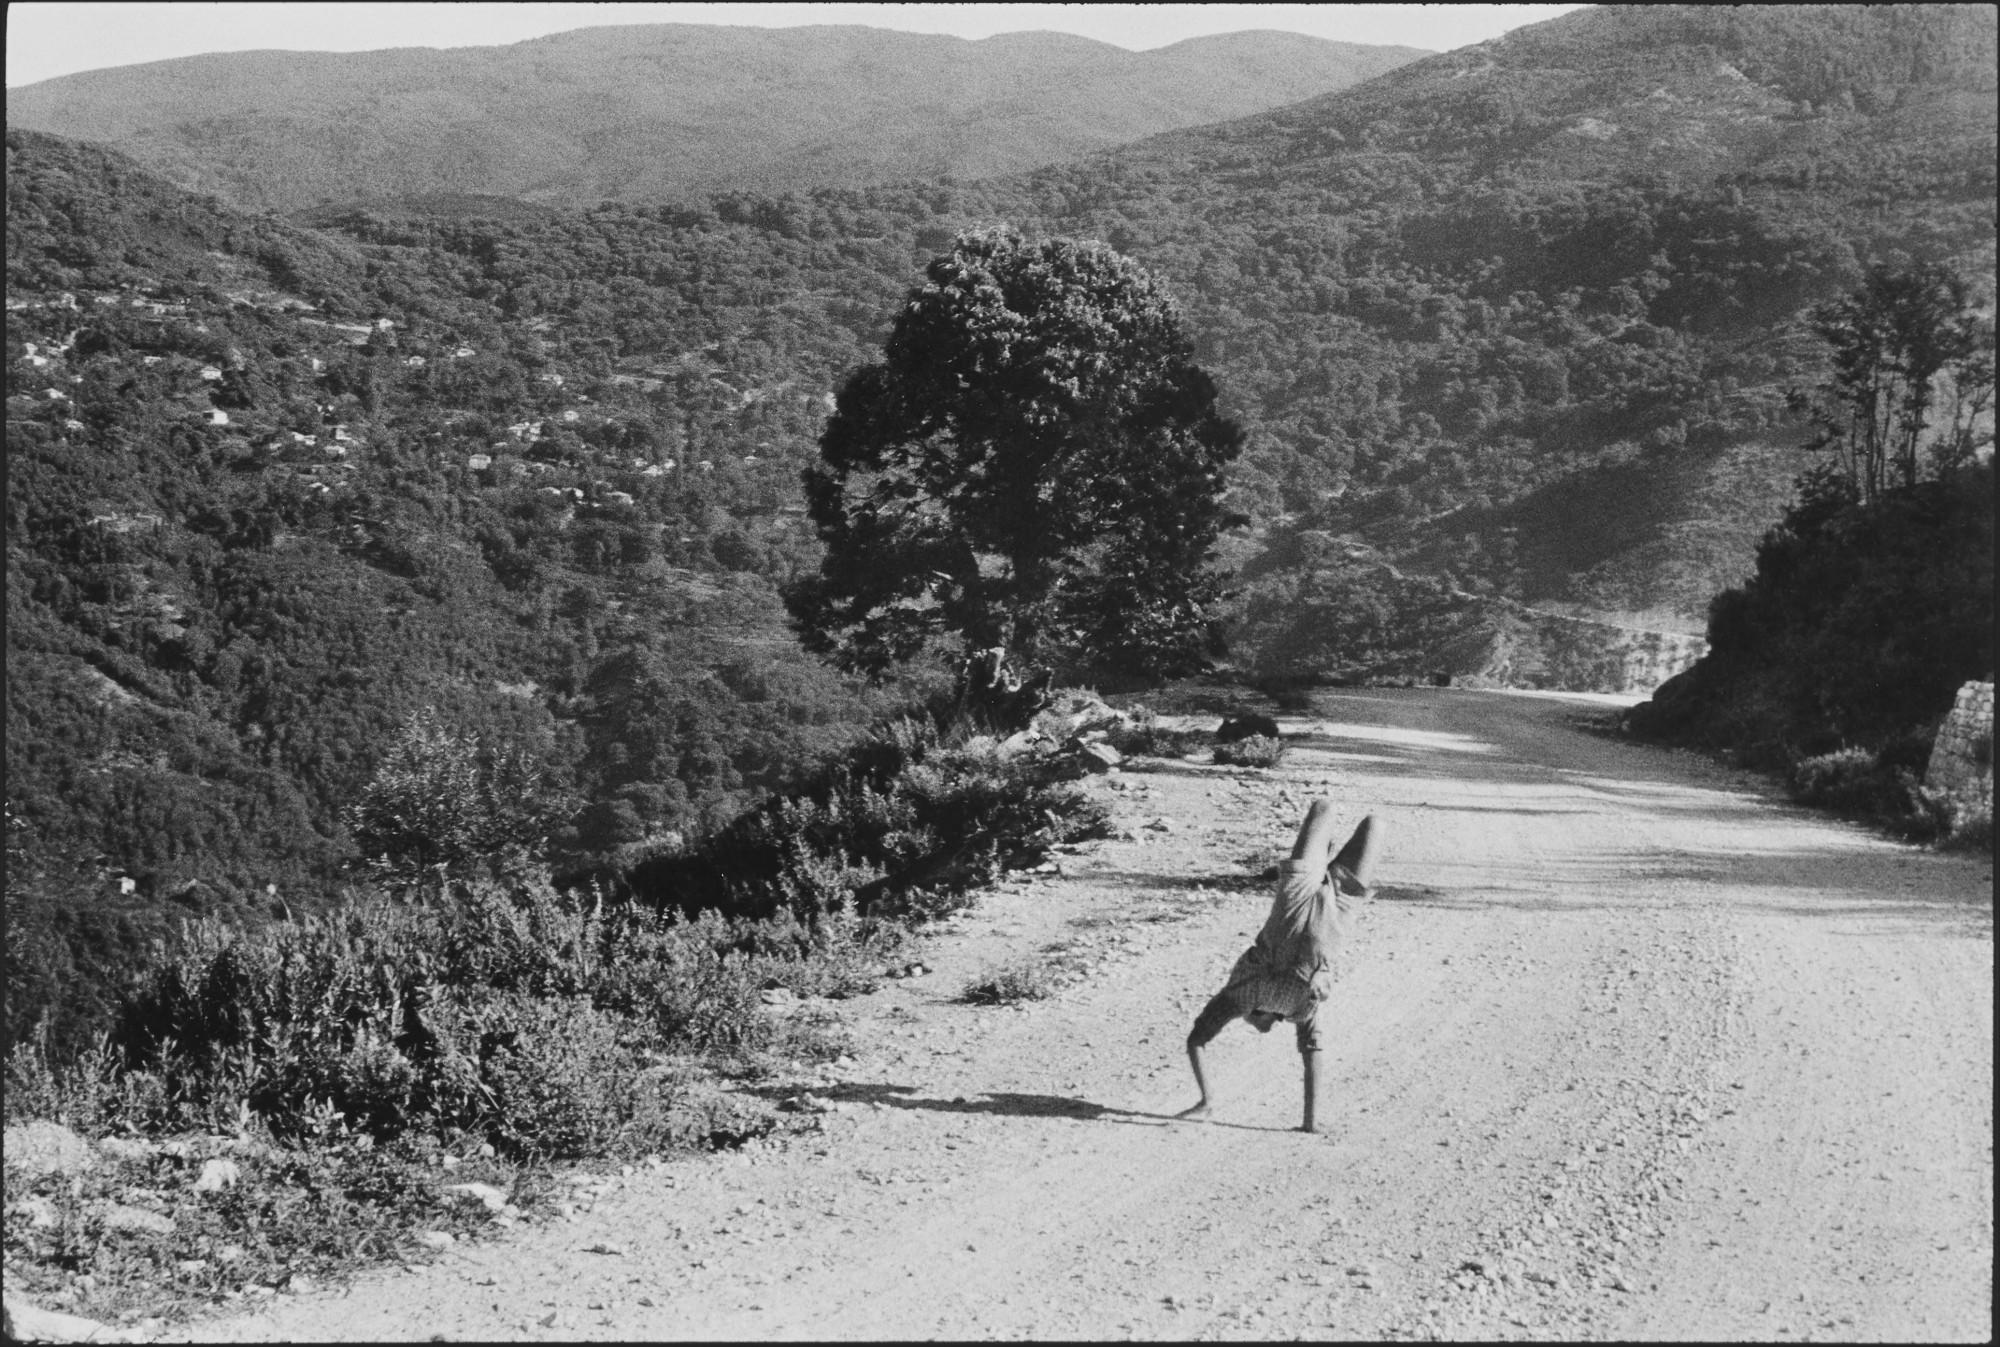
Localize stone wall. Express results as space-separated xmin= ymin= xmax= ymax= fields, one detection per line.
xmin=1925 ymin=681 xmax=1994 ymax=809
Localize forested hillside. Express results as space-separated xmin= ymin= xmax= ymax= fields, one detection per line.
xmin=7 ymin=5 xmax=1995 ymax=1048
xmin=4 ymin=129 xmax=931 ymax=1045
xmin=3 ymin=25 xmax=1426 ymax=212
xmin=976 ymin=3 xmax=1996 ymax=645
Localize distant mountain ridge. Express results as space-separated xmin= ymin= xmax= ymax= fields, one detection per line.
xmin=4 ymin=24 xmax=1429 ymax=211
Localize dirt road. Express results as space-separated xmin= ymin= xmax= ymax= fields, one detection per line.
xmin=176 ymin=688 xmax=1994 ymax=1342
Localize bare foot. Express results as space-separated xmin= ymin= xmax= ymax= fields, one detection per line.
xmin=1175 ymin=1102 xmax=1213 ymax=1122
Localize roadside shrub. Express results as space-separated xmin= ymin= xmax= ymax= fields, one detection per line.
xmin=345 ymin=708 xmax=575 ymax=897
xmin=1214 ymin=734 xmax=1286 ymax=768
xmin=1106 ymin=706 xmax=1204 ymax=759
xmin=1627 ymin=463 xmax=1992 ymax=776
xmin=474 ymin=991 xmax=653 ymax=1161
xmin=112 ymin=905 xmax=445 ymax=1139
xmin=84 ymin=857 xmax=917 ymax=1162
xmin=603 ymin=916 xmax=770 ymax=1059
xmin=729 ymin=907 xmax=902 ymax=1000
xmin=1790 ymin=747 xmax=1907 ymax=813
xmin=435 ymin=873 xmax=607 ymax=999
xmin=5 ymin=675 xmax=1125 ymax=1325
xmin=961 ymin=956 xmax=1059 ymax=1005
xmin=1 ymin=1029 xmax=151 ymax=1134
xmin=1790 ymin=747 xmax=1943 ymax=839
xmin=630 ymin=717 xmax=1110 ymax=925
xmin=97 ymin=886 xmax=762 ymax=1154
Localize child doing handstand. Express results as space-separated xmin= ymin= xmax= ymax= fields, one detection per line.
xmin=1178 ymin=800 xmax=1380 ymax=1133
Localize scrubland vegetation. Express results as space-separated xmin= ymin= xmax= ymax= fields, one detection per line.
xmin=1212 ymin=735 xmax=1288 ymax=770
xmin=1626 ymin=263 xmax=1992 ymax=844
xmin=3 ymin=702 xmax=1110 ymax=1327
xmin=5 ymin=4 xmax=1996 ymax=1325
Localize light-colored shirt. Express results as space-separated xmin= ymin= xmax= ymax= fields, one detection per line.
xmin=1220 ymin=858 xmax=1365 ymax=1016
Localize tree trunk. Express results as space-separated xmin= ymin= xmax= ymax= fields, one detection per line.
xmin=954 ymin=646 xmax=1054 ymax=734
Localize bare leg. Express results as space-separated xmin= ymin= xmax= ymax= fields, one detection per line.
xmin=1330 ymin=814 xmax=1382 ymax=888
xmin=1177 ymin=1040 xmax=1214 ymax=1120
xmin=1290 ymin=798 xmax=1341 ymax=862
xmin=1300 ymin=1050 xmax=1323 ymax=1133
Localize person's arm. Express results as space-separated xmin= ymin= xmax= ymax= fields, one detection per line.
xmin=1179 ymin=1039 xmax=1214 ymax=1121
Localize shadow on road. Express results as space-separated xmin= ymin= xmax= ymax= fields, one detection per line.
xmin=1117 ymin=690 xmax=1991 ymax=933
xmin=1380 ymin=865 xmax=1991 ymax=934
xmin=743 ymin=1082 xmax=1282 ymax=1133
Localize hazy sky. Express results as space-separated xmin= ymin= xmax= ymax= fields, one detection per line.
xmin=6 ymin=3 xmax=1588 ymax=87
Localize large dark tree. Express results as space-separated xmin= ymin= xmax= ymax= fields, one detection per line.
xmin=785 ymin=228 xmax=1243 ymax=678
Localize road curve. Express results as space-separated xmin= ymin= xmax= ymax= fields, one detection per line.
xmin=177 ymin=688 xmax=1994 ymax=1342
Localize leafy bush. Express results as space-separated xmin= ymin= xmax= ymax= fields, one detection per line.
xmin=474 ymin=992 xmax=656 ymax=1159
xmin=1632 ymin=459 xmax=1991 ymax=757
xmin=1789 ymin=746 xmax=1948 ymax=839
xmin=961 ymin=956 xmax=1060 ymax=1005
xmin=91 ymin=877 xmax=831 ymax=1158
xmin=1106 ymin=707 xmax=1205 ymax=759
xmin=1791 ymin=747 xmax=1898 ymax=810
xmin=2 ymin=667 xmax=1114 ymax=1324
xmin=3 ymin=1028 xmax=163 ymax=1134
xmin=346 ymin=709 xmax=577 ymax=896
xmin=629 ymin=716 xmax=1111 ymax=925
xmin=1213 ymin=734 xmax=1287 ymax=769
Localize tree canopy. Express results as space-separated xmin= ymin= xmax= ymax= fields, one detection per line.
xmin=1793 ymin=261 xmax=1996 ymax=501
xmin=1629 ymin=263 xmax=1995 ymax=764
xmin=785 ymin=228 xmax=1243 ymax=679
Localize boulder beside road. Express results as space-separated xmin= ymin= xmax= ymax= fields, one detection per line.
xmin=3 ymin=1121 xmax=97 ymax=1179
xmin=3 ymin=1291 xmax=147 ymax=1343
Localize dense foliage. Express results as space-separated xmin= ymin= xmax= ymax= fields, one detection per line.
xmin=4 ymin=675 xmax=1110 ymax=1325
xmin=788 ymin=229 xmax=1242 ymax=678
xmin=1791 ymin=261 xmax=1994 ymax=500
xmin=1629 ymin=260 xmax=1994 ymax=788
xmin=4 ymin=127 xmax=932 ymax=1055
xmin=1628 ymin=461 xmax=1992 ymax=805
xmin=7 ymin=703 xmax=1103 ymax=1157
xmin=626 ymin=712 xmax=1110 ymax=927
xmin=7 ymin=3 xmax=1996 ymax=1048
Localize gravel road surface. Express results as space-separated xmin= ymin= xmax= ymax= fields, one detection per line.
xmin=174 ymin=688 xmax=1995 ymax=1342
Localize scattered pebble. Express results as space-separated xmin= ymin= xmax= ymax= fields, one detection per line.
xmin=15 ymin=1196 xmax=58 ymax=1229
xmin=445 ymin=1182 xmax=509 ymax=1212
xmin=97 ymin=1203 xmax=175 ymax=1236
